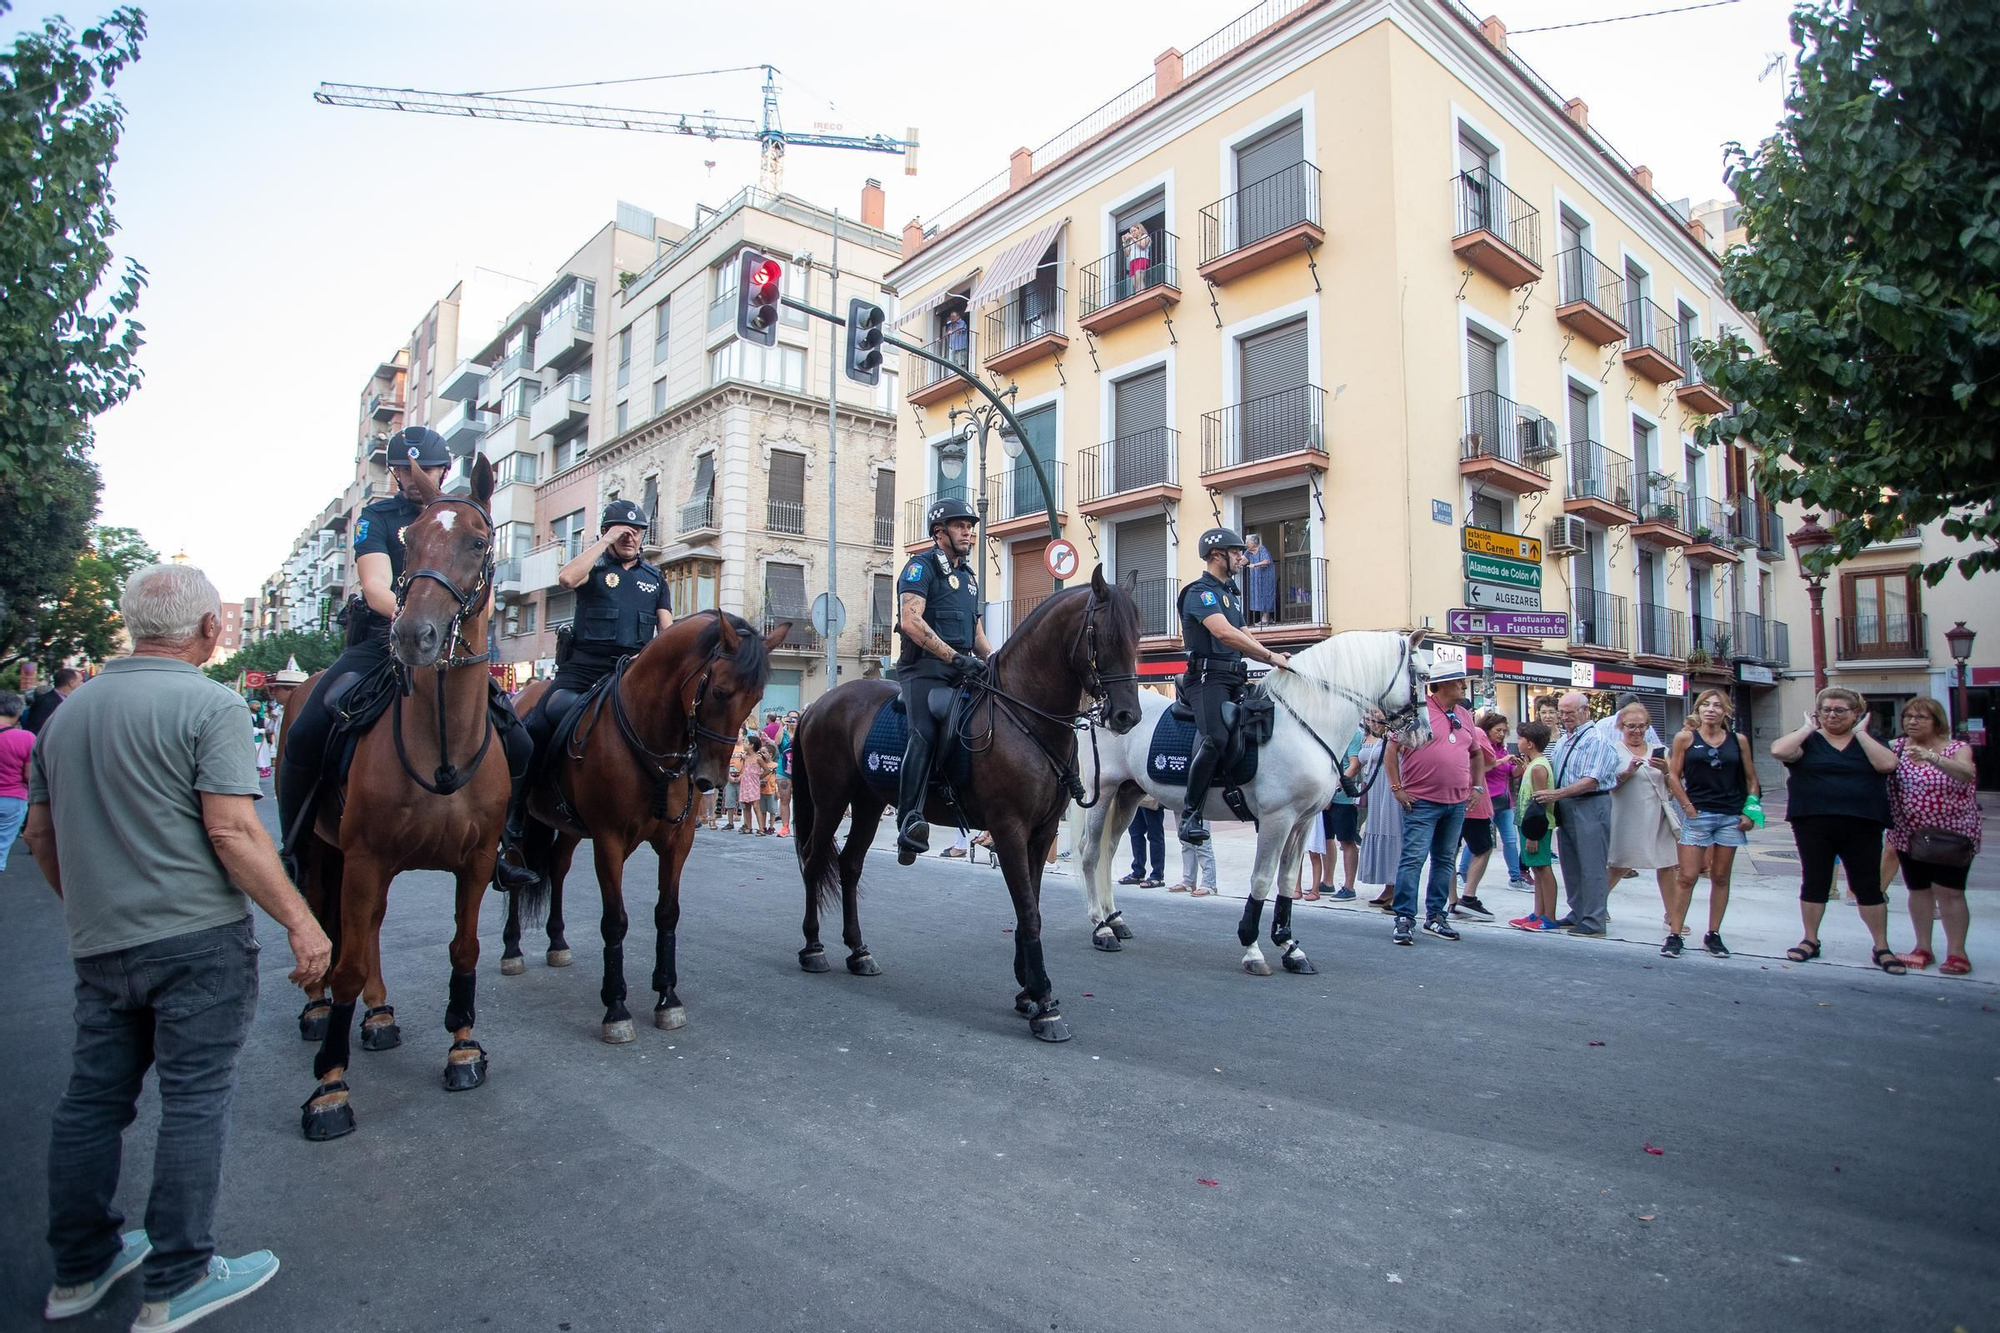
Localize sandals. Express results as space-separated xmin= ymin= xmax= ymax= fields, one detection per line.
xmin=1940 ymin=955 xmax=1973 ymax=976
xmin=1785 ymin=939 xmax=1821 ymax=963
xmin=1297 ymin=886 xmax=1321 ymax=902
xmin=1871 ymin=947 xmax=1908 ymax=975
xmin=1167 ymin=882 xmax=1191 ymax=894
xmin=1189 ymin=885 xmax=1217 ymax=897
xmin=1900 ymin=947 xmax=1936 ymax=970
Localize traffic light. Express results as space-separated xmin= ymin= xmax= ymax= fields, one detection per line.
xmin=844 ymin=297 xmax=886 ymax=386
xmin=736 ymin=249 xmax=782 ymax=347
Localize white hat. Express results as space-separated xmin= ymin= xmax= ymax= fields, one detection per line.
xmin=1425 ymin=643 xmax=1468 ymax=685
xmin=273 ymin=655 xmax=309 ymax=685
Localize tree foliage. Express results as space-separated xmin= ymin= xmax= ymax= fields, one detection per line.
xmin=3 ymin=522 xmax=156 ymax=672
xmin=203 ymin=629 xmax=343 ymax=686
xmin=0 ymin=453 xmax=98 ymax=660
xmin=1698 ymin=0 xmax=2000 ymax=583
xmin=0 ymin=2 xmax=147 ymax=499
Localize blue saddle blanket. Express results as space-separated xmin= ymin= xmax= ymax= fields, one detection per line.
xmin=1145 ymin=707 xmax=1259 ymax=788
xmin=861 ymin=693 xmax=975 ymax=796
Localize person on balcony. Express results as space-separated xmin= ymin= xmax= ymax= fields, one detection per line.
xmin=943 ymin=310 xmax=969 ymax=368
xmin=1243 ymin=533 xmax=1277 ymax=625
xmin=1122 ymin=223 xmax=1151 ymax=299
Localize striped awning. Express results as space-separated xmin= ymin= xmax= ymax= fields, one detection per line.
xmin=894 ymin=270 xmax=980 ymax=330
xmin=966 ymin=220 xmax=1066 ymax=307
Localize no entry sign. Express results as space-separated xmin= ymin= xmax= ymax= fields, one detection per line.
xmin=1044 ymin=538 xmax=1080 ymax=580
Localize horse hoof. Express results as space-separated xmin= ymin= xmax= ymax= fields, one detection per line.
xmin=845 ymin=951 xmax=882 ymax=976
xmin=654 ymin=1005 xmax=688 ymax=1031
xmin=1110 ymin=918 xmax=1135 ymax=940
xmin=1092 ymin=928 xmax=1123 ymax=953
xmin=298 ymin=1002 xmax=331 ymax=1043
xmin=301 ymin=1103 xmax=356 ymax=1141
xmin=602 ymin=1020 xmax=636 ymax=1044
xmin=1029 ymin=1014 xmax=1072 ymax=1043
xmin=499 ymin=955 xmax=526 ymax=977
xmin=545 ymin=948 xmax=573 ymax=968
xmin=359 ymin=1022 xmax=401 ymax=1053
xmin=442 ymin=1040 xmax=487 ymax=1092
xmin=799 ymin=948 xmax=831 ymax=974
xmin=1282 ymin=949 xmax=1318 ymax=976
xmin=1243 ymin=957 xmax=1274 ymax=977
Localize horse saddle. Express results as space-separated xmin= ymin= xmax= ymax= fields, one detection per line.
xmin=1152 ymin=694 xmax=1276 ymax=797
xmin=860 ymin=691 xmax=974 ymax=796
xmin=317 ymin=659 xmax=401 ymax=790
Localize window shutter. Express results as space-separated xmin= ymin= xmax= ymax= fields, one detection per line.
xmin=1234 ymin=117 xmax=1305 ymax=245
xmin=770 ymin=452 xmax=805 ymax=505
xmin=1465 ymin=330 xmax=1500 ymax=399
xmin=872 ymin=573 xmax=892 ymax=628
xmin=1114 ymin=516 xmax=1171 ymax=635
xmin=1241 ymin=484 xmax=1308 ymax=533
xmin=874 ymin=470 xmax=895 ymax=527
xmin=693 ymin=452 xmax=715 ymax=500
xmin=1113 ymin=368 xmax=1166 ymax=437
xmin=1236 ymin=117 xmax=1304 ymax=189
xmin=1240 ymin=320 xmax=1309 ymax=401
xmin=766 ymin=562 xmax=807 ymax=612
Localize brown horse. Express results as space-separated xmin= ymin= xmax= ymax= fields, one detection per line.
xmin=279 ymin=456 xmax=512 ymax=1140
xmin=502 ymin=611 xmax=787 ymax=1042
xmin=789 ymin=568 xmax=1143 ymax=1041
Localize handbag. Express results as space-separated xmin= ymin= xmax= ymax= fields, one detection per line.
xmin=1906 ymin=826 xmax=1976 ymax=868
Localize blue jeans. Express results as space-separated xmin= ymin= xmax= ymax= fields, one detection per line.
xmin=0 ymin=794 xmax=26 ymax=871
xmin=1459 ymin=796 xmax=1524 ymax=883
xmin=47 ymin=917 xmax=259 ymax=1301
xmin=1127 ymin=806 xmax=1164 ymax=878
xmin=1394 ymin=799 xmax=1466 ymax=920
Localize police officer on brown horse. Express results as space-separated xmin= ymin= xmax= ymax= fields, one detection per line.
xmin=1177 ymin=527 xmax=1291 ymax=844
xmin=894 ymin=496 xmax=989 ymax=862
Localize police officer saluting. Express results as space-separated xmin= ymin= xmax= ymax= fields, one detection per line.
xmin=893 ymin=496 xmax=989 ymax=861
xmin=1177 ymin=527 xmax=1290 ymax=844
xmin=504 ymin=500 xmax=672 ymax=864
xmin=277 ymin=426 xmax=538 ymax=890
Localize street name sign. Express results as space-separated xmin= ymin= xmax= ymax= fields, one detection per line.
xmin=1461 ymin=525 xmax=1542 ymax=564
xmin=1463 ymin=579 xmax=1543 ymax=611
xmin=1446 ymin=609 xmax=1571 ymax=638
xmin=1463 ymin=551 xmax=1541 ymax=589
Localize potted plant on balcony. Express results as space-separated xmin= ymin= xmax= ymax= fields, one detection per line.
xmin=1693 ymin=524 xmax=1715 ymax=542
xmin=1688 ymin=645 xmax=1712 ymax=669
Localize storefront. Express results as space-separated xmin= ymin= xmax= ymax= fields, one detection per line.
xmin=1464 ymin=647 xmax=1686 ymax=732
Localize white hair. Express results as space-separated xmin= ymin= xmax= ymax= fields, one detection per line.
xmin=122 ymin=562 xmax=220 ymax=643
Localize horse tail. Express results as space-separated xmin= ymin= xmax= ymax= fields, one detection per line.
xmin=789 ymin=723 xmax=842 ymax=915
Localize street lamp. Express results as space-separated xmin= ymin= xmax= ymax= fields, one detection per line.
xmin=1787 ymin=511 xmax=1838 ymax=692
xmin=947 ymin=383 xmax=1020 ymax=602
xmin=1945 ymin=619 xmax=1977 ymax=738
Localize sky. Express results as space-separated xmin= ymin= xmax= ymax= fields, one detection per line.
xmin=60 ymin=0 xmax=1796 ymax=601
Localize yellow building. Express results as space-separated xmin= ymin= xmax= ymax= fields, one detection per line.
xmin=886 ymin=0 xmax=1782 ymax=731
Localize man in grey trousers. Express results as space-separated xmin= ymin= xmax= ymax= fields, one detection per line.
xmin=24 ymin=563 xmax=330 ymax=1331
xmin=1532 ymin=691 xmax=1624 ymax=937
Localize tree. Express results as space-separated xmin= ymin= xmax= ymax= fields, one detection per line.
xmin=1698 ymin=0 xmax=2000 ymax=583
xmin=0 ymin=2 xmax=148 ymax=501
xmin=3 ymin=522 xmax=156 ymax=672
xmin=203 ymin=629 xmax=343 ymax=686
xmin=0 ymin=453 xmax=98 ymax=660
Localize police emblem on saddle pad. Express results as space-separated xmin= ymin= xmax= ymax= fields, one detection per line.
xmin=1145 ymin=706 xmax=1262 ymax=788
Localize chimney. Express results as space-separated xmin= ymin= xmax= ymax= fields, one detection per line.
xmin=1563 ymin=98 xmax=1588 ymax=131
xmin=1687 ymin=216 xmax=1710 ymax=247
xmin=1477 ymin=15 xmax=1507 ymax=51
xmin=901 ymin=218 xmax=924 ymax=259
xmin=860 ymin=178 xmax=885 ymax=230
xmin=1631 ymin=163 xmax=1655 ymax=194
xmin=1154 ymin=48 xmax=1184 ymax=99
xmin=1009 ymin=146 xmax=1034 ymax=190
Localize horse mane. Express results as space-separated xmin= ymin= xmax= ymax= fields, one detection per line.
xmin=991 ymin=585 xmax=1089 ymax=665
xmin=661 ymin=609 xmax=774 ymax=693
xmin=1260 ymin=629 xmax=1410 ymax=739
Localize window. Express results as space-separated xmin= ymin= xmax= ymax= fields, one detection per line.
xmin=652 ymin=377 xmax=669 ymax=415
xmin=653 ymin=299 xmax=671 ymax=360
xmin=1113 ymin=515 xmax=1171 ymax=636
xmin=494 ymin=452 xmax=538 ymax=488
xmin=617 ymin=328 xmax=632 ymax=388
xmin=874 ymin=368 xmax=899 ymax=414
xmin=1006 ymin=404 xmax=1057 ymax=518
xmin=1109 ymin=366 xmax=1169 ymax=492
xmin=871 ymin=573 xmax=894 ymax=647
xmin=1841 ymin=571 xmax=1921 ymax=658
xmin=615 ymin=400 xmax=629 ymax=433
xmin=667 ymin=558 xmax=719 ymax=615
xmin=768 ymin=450 xmax=806 ymax=533
xmin=550 ymin=508 xmax=588 ymax=558
xmin=498 ymin=380 xmax=540 ymax=423
xmin=640 ymin=475 xmax=658 ymax=532
xmin=681 ymin=452 xmax=716 ymax=532
xmin=497 ymin=520 xmax=534 ymax=561
xmin=545 ymin=590 xmax=575 ymax=630
xmin=873 ymin=469 xmax=895 ymax=545
xmin=540 ymin=276 xmax=596 ymax=330
xmin=1471 ymin=494 xmax=1503 ymax=532
xmin=554 ymin=433 xmax=588 ymax=473
xmin=1237 ymin=318 xmax=1311 ymax=460
xmin=709 ymin=340 xmax=805 ymax=391
xmin=713 ymin=258 xmax=740 ymax=304
xmin=1676 ymin=302 xmax=1700 ymax=363
xmin=1111 ymin=189 xmax=1168 ymax=302
xmin=1457 ymin=126 xmax=1497 ymax=231
xmin=765 ymin=561 xmax=808 ymax=616
xmin=1232 ymin=115 xmax=1307 ymax=245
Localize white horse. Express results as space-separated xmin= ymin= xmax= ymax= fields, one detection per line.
xmin=1077 ymin=629 xmax=1430 ymax=975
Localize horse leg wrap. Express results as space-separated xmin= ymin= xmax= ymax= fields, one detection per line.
xmin=1271 ymin=894 xmax=1294 ymax=947
xmin=652 ymin=931 xmax=677 ymax=997
xmin=444 ymin=970 xmax=477 ymax=1033
xmin=1237 ymin=897 xmax=1266 ymax=948
xmin=602 ymin=945 xmax=627 ymax=1009
xmin=312 ymin=1001 xmax=357 ymax=1080
xmin=1020 ymin=938 xmax=1052 ymax=1000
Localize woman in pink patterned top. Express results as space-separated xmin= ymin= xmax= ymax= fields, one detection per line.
xmin=1889 ymin=697 xmax=1981 ymax=975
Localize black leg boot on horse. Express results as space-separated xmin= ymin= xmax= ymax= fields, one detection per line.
xmin=1180 ymin=739 xmax=1222 ymax=845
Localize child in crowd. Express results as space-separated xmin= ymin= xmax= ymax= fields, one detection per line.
xmin=1509 ymin=721 xmax=1562 ymax=930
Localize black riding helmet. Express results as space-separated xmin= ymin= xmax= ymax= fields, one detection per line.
xmin=1197 ymin=526 xmax=1247 ymax=560
xmin=927 ymin=496 xmax=978 ymax=537
xmin=601 ymin=499 xmax=649 ymax=532
xmin=387 ymin=425 xmax=451 ymax=470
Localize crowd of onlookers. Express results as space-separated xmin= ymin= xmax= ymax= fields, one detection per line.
xmin=697 ymin=708 xmax=800 ymax=835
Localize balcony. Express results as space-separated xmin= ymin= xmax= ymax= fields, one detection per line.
xmin=478 ymin=347 xmax=534 ymax=412
xmin=1767 ymin=620 xmax=1791 ymax=667
xmin=762 ymin=607 xmax=819 ymax=654
xmin=1630 ymin=474 xmax=1693 ymax=546
xmin=1132 ymin=575 xmax=1179 ymax=640
xmin=864 ymin=618 xmax=894 ymax=659
xmin=312 ymin=557 xmax=346 ymax=594
xmin=1077 ymin=232 xmax=1180 ymax=336
xmin=1553 ymin=247 xmax=1626 ymax=344
xmin=438 ymin=357 xmax=487 ymax=403
xmin=1724 ymin=497 xmax=1758 ymax=549
xmin=1077 ymin=428 xmax=1180 ymax=517
xmin=1674 ymin=340 xmax=1732 ymax=415
xmin=1837 ymin=613 xmax=1927 ymax=663
xmin=1570 ymin=588 xmax=1629 ymax=658
xmin=494 ymin=558 xmax=524 ymax=601
xmin=1564 ymin=441 xmax=1636 ymax=525
xmin=991 ymin=595 xmax=1049 ymax=646
xmin=1689 ymin=612 xmax=1732 ymax=669
xmin=988 ymin=459 xmax=1066 ymax=539
xmin=437 ymin=400 xmax=494 ymax=455
xmin=1757 ymin=507 xmax=1785 ymax=560
xmin=903 ymin=487 xmax=968 ymax=549
xmin=1199 ymin=385 xmax=1327 ymax=488
xmin=1683 ymin=497 xmax=1739 ymax=565
xmin=1246 ymin=555 xmax=1329 ymax=634
xmin=873 ymin=513 xmax=895 ymax=548
xmin=529 ymin=373 xmax=591 ymax=439
xmin=1197 ymin=162 xmax=1324 ymax=284
xmin=906 ymin=334 xmax=973 ymax=409
xmin=1451 ymin=169 xmax=1542 ymax=288
xmin=367 ymin=392 xmax=405 ymax=423
xmin=492 ymin=451 xmax=539 ymax=490
xmin=1458 ymin=391 xmax=1556 ymax=495
xmin=981 ymin=285 xmax=1067 ymax=375
xmin=1637 ymin=603 xmax=1689 ymax=661
xmin=1620 ymin=298 xmax=1684 ymax=383
xmin=533 ymin=302 xmax=596 ymax=373
xmin=678 ymin=493 xmax=718 ymax=539
xmin=1732 ymin=612 xmax=1766 ymax=662
xmin=517 ymin=543 xmax=564 ymax=593
xmin=767 ymin=498 xmax=805 ymax=535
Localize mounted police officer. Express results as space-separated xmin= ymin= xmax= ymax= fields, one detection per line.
xmin=893 ymin=496 xmax=989 ymax=862
xmin=277 ymin=425 xmax=538 ymax=890
xmin=1177 ymin=527 xmax=1291 ymax=844
xmin=503 ymin=498 xmax=673 ymax=869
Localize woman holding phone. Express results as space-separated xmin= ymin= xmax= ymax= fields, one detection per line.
xmin=1664 ymin=688 xmax=1758 ymax=958
xmin=1606 ymin=701 xmax=1681 ymax=935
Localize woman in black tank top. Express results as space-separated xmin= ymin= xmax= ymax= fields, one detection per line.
xmin=1663 ymin=689 xmax=1761 ymax=960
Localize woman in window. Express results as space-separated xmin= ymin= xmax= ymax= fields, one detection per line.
xmin=1122 ymin=223 xmax=1151 ymax=298
xmin=1243 ymin=533 xmax=1276 ymax=625
xmin=1887 ymin=697 xmax=1980 ymax=974
xmin=1665 ymin=688 xmax=1758 ymax=959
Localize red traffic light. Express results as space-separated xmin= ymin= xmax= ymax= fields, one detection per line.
xmin=751 ymin=259 xmax=782 ymax=291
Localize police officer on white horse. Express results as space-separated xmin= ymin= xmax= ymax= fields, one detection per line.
xmin=1177 ymin=526 xmax=1291 ymax=844
xmin=894 ymin=496 xmax=990 ymax=862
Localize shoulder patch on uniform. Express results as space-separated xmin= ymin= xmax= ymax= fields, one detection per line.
xmin=904 ymin=564 xmax=924 ymax=582
xmin=355 ymin=518 xmax=369 ymax=542
xmin=1199 ymin=589 xmax=1218 ymax=606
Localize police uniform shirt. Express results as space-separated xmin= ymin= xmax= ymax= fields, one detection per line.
xmin=352 ymin=495 xmax=421 ymax=583
xmin=1179 ymin=572 xmax=1245 ymax=665
xmin=574 ymin=554 xmax=671 ymax=652
xmin=896 ymin=547 xmax=980 ymax=667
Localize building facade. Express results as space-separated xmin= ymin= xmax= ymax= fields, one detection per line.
xmin=885 ymin=0 xmax=1787 ymax=741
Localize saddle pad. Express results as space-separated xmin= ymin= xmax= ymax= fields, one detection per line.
xmin=861 ymin=697 xmax=908 ymax=790
xmin=547 ymin=663 xmax=624 ymax=761
xmin=1144 ymin=709 xmax=1259 ymax=789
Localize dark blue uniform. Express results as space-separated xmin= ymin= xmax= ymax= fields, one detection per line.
xmin=552 ymin=553 xmax=673 ymax=692
xmin=894 ymin=545 xmax=982 ymax=849
xmin=1178 ymin=570 xmax=1247 ymax=826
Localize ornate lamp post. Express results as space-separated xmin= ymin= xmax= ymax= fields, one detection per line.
xmin=1945 ymin=619 xmax=1977 ymax=739
xmin=1787 ymin=511 xmax=1838 ymax=692
xmin=942 ymin=384 xmax=1021 ymax=602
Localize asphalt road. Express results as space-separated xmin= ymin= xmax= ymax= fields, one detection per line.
xmin=4 ymin=805 xmax=1997 ymax=1333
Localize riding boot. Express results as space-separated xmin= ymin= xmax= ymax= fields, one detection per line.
xmin=895 ymin=726 xmax=936 ymax=862
xmin=494 ymin=709 xmax=550 ymax=894
xmin=1180 ymin=740 xmax=1222 ymax=844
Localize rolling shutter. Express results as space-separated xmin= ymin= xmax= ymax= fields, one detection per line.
xmin=770 ymin=451 xmax=805 ymax=504
xmin=765 ymin=562 xmax=806 ymax=614
xmin=1115 ymin=515 xmax=1171 ymax=636
xmin=1111 ymin=368 xmax=1169 ymax=494
xmin=1234 ymin=117 xmax=1306 ymax=245
xmin=692 ymin=452 xmax=715 ymax=501
xmin=1011 ymin=538 xmax=1054 ymax=618
xmin=1240 ymin=320 xmax=1311 ymax=460
xmin=1236 ymin=117 xmax=1304 ymax=189
xmin=1240 ymin=320 xmax=1308 ymax=401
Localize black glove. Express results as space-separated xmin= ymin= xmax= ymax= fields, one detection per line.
xmin=951 ymin=652 xmax=988 ymax=682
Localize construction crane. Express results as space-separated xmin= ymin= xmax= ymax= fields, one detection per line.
xmin=314 ymin=64 xmax=917 ymax=194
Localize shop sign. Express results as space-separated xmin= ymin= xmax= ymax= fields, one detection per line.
xmin=1571 ymin=661 xmax=1596 ymax=688
xmin=1736 ymin=662 xmax=1775 ymax=685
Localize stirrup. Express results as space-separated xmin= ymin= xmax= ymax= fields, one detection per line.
xmin=897 ymin=811 xmax=931 ymax=852
xmin=1179 ymin=809 xmax=1209 ymax=844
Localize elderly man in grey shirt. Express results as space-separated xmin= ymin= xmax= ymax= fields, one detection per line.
xmin=25 ymin=563 xmax=329 ymax=1332
xmin=1532 ymin=690 xmax=1627 ymax=936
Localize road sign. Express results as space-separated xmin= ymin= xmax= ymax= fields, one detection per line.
xmin=810 ymin=593 xmax=846 ymax=636
xmin=1463 ymin=579 xmax=1542 ymax=612
xmin=1044 ymin=538 xmax=1080 ymax=580
xmin=1462 ymin=551 xmax=1541 ymax=589
xmin=1446 ymin=609 xmax=1571 ymax=638
xmin=1461 ymin=524 xmax=1542 ymax=564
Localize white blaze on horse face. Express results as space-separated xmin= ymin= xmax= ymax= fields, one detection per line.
xmin=434 ymin=509 xmax=457 ymax=533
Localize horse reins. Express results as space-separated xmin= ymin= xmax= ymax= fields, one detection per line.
xmin=570 ymin=626 xmax=743 ymax=824
xmin=1259 ymin=635 xmax=1426 ymax=804
xmin=390 ymin=494 xmax=498 ymax=796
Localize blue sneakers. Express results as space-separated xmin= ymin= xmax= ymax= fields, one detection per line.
xmin=130 ymin=1252 xmax=280 ymax=1332
xmin=44 ymin=1230 xmax=151 ymax=1319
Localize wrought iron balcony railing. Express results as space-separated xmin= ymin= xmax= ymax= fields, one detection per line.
xmin=1079 ymin=231 xmax=1179 ymax=316
xmin=1452 ymin=168 xmax=1542 ymax=268
xmin=1078 ymin=428 xmax=1178 ymax=504
xmin=1200 ymin=384 xmax=1325 ymax=473
xmin=1198 ymin=161 xmax=1322 ymax=264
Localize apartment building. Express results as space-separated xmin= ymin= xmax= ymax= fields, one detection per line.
xmin=885 ymin=0 xmax=1788 ymax=739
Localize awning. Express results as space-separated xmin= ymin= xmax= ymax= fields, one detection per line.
xmin=966 ymin=220 xmax=1066 ymax=307
xmin=894 ymin=270 xmax=980 ymax=330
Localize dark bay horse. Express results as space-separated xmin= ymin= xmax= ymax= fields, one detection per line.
xmin=789 ymin=567 xmax=1143 ymax=1041
xmin=502 ymin=611 xmax=786 ymax=1042
xmin=277 ymin=456 xmax=511 ymax=1140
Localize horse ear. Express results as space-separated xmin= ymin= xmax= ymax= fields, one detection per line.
xmin=717 ymin=612 xmax=741 ymax=651
xmin=470 ymin=454 xmax=494 ymax=507
xmin=1407 ymin=627 xmax=1429 ymax=649
xmin=761 ymin=620 xmax=790 ymax=653
xmin=1090 ymin=564 xmax=1108 ymax=599
xmin=1121 ymin=568 xmax=1139 ymax=595
xmin=403 ymin=464 xmax=441 ymax=504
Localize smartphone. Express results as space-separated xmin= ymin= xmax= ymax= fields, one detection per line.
xmin=1651 ymin=746 xmax=1667 ymax=761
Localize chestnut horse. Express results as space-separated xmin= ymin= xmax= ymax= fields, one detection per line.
xmin=502 ymin=611 xmax=786 ymax=1042
xmin=278 ymin=457 xmax=511 ymax=1140
xmin=789 ymin=568 xmax=1143 ymax=1042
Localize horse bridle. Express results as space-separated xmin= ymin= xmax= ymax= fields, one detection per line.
xmin=389 ymin=495 xmax=498 ymax=795
xmin=1071 ymin=589 xmax=1137 ymax=723
xmin=576 ymin=623 xmax=748 ymax=824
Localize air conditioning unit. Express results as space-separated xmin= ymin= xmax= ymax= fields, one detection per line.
xmin=1547 ymin=515 xmax=1588 ymax=555
xmin=1519 ymin=416 xmax=1561 ymax=461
